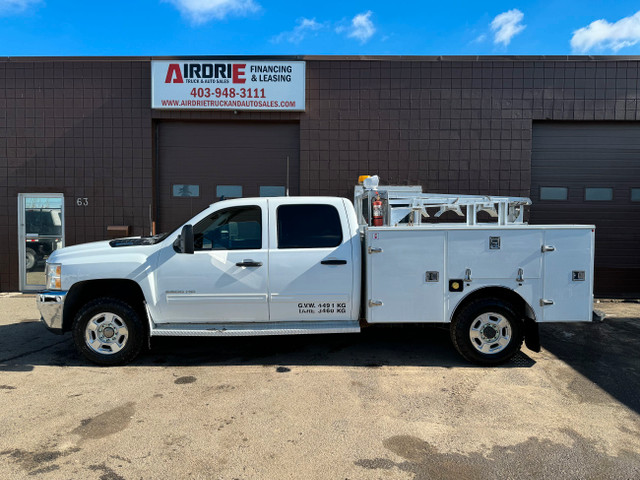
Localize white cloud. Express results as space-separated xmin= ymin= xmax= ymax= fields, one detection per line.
xmin=0 ymin=0 xmax=42 ymax=15
xmin=272 ymin=17 xmax=324 ymax=44
xmin=348 ymin=10 xmax=375 ymax=43
xmin=474 ymin=33 xmax=487 ymax=43
xmin=571 ymin=11 xmax=640 ymax=53
xmin=163 ymin=0 xmax=260 ymax=25
xmin=491 ymin=8 xmax=526 ymax=46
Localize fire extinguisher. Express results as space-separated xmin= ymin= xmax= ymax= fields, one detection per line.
xmin=372 ymin=192 xmax=383 ymax=226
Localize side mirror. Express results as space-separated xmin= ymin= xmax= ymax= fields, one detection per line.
xmin=178 ymin=224 xmax=194 ymax=254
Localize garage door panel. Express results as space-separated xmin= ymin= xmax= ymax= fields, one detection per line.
xmin=157 ymin=121 xmax=299 ymax=232
xmin=532 ymin=122 xmax=640 ymax=297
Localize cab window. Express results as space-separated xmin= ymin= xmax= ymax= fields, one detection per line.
xmin=193 ymin=206 xmax=262 ymax=251
xmin=277 ymin=204 xmax=342 ymax=249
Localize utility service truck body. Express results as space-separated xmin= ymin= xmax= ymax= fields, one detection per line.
xmin=37 ymin=176 xmax=595 ymax=365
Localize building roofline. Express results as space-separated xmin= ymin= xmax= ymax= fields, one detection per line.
xmin=2 ymin=54 xmax=640 ymax=63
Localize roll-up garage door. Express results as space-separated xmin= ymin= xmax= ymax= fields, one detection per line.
xmin=531 ymin=122 xmax=640 ymax=297
xmin=157 ymin=121 xmax=299 ymax=233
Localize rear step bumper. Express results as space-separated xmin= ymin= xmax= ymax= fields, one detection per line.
xmin=150 ymin=320 xmax=361 ymax=337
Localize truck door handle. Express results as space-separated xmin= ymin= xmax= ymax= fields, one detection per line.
xmin=236 ymin=260 xmax=263 ymax=267
xmin=321 ymin=259 xmax=347 ymax=265
xmin=464 ymin=268 xmax=472 ymax=282
xmin=541 ymin=245 xmax=556 ymax=252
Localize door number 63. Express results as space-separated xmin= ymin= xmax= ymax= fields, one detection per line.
xmin=76 ymin=197 xmax=89 ymax=206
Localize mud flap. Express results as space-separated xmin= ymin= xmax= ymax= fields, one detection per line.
xmin=524 ymin=319 xmax=540 ymax=353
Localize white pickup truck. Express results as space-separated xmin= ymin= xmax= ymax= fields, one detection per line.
xmin=37 ymin=176 xmax=595 ymax=366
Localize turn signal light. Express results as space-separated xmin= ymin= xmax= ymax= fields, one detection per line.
xmin=46 ymin=263 xmax=62 ymax=290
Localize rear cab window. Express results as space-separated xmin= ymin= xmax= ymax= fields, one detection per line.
xmin=277 ymin=204 xmax=343 ymax=248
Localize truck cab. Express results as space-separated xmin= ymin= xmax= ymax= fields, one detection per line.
xmin=37 ymin=196 xmax=363 ymax=365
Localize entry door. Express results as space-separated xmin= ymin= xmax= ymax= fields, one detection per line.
xmin=18 ymin=194 xmax=65 ymax=291
xmin=267 ymin=199 xmax=355 ymax=322
xmin=153 ymin=202 xmax=270 ymax=323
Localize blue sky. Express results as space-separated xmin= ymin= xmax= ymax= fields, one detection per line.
xmin=2 ymin=1 xmax=640 ymax=56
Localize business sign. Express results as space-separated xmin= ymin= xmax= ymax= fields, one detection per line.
xmin=151 ymin=60 xmax=305 ymax=111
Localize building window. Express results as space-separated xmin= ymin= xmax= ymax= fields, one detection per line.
xmin=172 ymin=184 xmax=200 ymax=197
xmin=631 ymin=188 xmax=640 ymax=202
xmin=217 ymin=185 xmax=242 ymax=199
xmin=260 ymin=186 xmax=286 ymax=197
xmin=540 ymin=187 xmax=568 ymax=201
xmin=277 ymin=204 xmax=342 ymax=249
xmin=585 ymin=187 xmax=613 ymax=201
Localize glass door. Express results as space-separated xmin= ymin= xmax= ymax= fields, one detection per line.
xmin=18 ymin=194 xmax=65 ymax=291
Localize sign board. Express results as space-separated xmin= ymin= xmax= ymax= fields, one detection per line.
xmin=151 ymin=60 xmax=305 ymax=111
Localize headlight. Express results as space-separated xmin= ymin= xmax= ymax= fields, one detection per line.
xmin=46 ymin=263 xmax=62 ymax=290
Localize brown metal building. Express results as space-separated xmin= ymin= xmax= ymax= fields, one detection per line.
xmin=1 ymin=55 xmax=639 ymax=296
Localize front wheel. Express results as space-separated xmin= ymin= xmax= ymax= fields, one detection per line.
xmin=72 ymin=297 xmax=146 ymax=366
xmin=450 ymin=297 xmax=524 ymax=365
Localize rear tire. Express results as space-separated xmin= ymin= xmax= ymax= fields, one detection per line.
xmin=450 ymin=297 xmax=524 ymax=365
xmin=72 ymin=297 xmax=146 ymax=366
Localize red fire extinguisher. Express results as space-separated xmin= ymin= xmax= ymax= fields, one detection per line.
xmin=372 ymin=192 xmax=383 ymax=226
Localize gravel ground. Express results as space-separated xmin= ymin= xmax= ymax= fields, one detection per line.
xmin=0 ymin=294 xmax=639 ymax=479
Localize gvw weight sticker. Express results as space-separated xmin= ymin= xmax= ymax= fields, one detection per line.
xmin=298 ymin=302 xmax=347 ymax=314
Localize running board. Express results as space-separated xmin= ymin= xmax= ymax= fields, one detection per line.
xmin=150 ymin=320 xmax=361 ymax=337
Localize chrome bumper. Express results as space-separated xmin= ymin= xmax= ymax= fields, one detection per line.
xmin=36 ymin=291 xmax=68 ymax=333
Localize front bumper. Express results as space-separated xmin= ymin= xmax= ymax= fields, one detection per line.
xmin=36 ymin=291 xmax=68 ymax=334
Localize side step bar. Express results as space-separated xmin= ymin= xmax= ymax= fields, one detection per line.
xmin=150 ymin=320 xmax=361 ymax=337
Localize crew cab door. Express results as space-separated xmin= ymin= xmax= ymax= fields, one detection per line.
xmin=154 ymin=201 xmax=269 ymax=323
xmin=268 ymin=199 xmax=356 ymax=321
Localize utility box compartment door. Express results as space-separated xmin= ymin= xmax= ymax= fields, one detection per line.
xmin=447 ymin=230 xmax=544 ymax=280
xmin=367 ymin=229 xmax=445 ymax=323
xmin=541 ymin=228 xmax=594 ymax=322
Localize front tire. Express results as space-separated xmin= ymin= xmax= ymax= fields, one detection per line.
xmin=450 ymin=297 xmax=524 ymax=365
xmin=72 ymin=297 xmax=146 ymax=366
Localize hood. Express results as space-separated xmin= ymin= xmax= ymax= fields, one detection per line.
xmin=48 ymin=238 xmax=157 ymax=264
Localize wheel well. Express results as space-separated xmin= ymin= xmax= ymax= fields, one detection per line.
xmin=62 ymin=279 xmax=147 ymax=332
xmin=451 ymin=286 xmax=536 ymax=324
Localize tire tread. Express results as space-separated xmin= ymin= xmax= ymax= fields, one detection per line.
xmin=450 ymin=296 xmax=524 ymax=366
xmin=72 ymin=297 xmax=145 ymax=366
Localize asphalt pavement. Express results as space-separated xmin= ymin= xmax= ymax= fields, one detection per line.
xmin=1 ymin=294 xmax=639 ymax=479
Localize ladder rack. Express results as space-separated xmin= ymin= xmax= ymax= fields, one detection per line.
xmin=354 ymin=177 xmax=531 ymax=227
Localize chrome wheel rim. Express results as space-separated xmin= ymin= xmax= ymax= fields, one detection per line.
xmin=469 ymin=312 xmax=512 ymax=355
xmin=25 ymin=251 xmax=35 ymax=270
xmin=85 ymin=312 xmax=129 ymax=355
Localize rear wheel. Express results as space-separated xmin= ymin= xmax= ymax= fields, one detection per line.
xmin=72 ymin=297 xmax=146 ymax=366
xmin=450 ymin=297 xmax=524 ymax=365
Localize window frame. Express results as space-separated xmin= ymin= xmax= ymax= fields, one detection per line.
xmin=192 ymin=205 xmax=263 ymax=252
xmin=171 ymin=184 xmax=201 ymax=198
xmin=276 ymin=204 xmax=343 ymax=249
xmin=216 ymin=185 xmax=243 ymax=199
xmin=539 ymin=186 xmax=568 ymax=201
xmin=584 ymin=187 xmax=614 ymax=202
